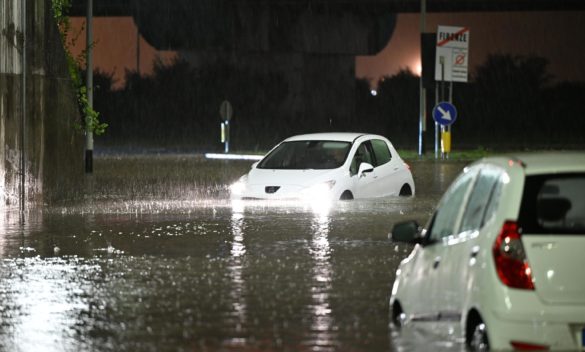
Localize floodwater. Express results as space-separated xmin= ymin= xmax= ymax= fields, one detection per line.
xmin=0 ymin=156 xmax=468 ymax=352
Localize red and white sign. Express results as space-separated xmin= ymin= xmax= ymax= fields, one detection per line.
xmin=435 ymin=25 xmax=470 ymax=82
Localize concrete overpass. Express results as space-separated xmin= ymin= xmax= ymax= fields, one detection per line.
xmin=68 ymin=0 xmax=585 ymax=52
xmin=70 ymin=0 xmax=585 ymax=17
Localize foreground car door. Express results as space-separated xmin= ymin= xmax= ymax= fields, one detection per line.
xmin=433 ymin=165 xmax=503 ymax=336
xmin=408 ymin=170 xmax=476 ymax=326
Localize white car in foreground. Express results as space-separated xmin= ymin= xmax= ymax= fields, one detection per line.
xmin=390 ymin=153 xmax=585 ymax=351
xmin=230 ymin=133 xmax=414 ymax=201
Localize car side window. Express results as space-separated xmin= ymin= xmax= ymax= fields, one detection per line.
xmin=460 ymin=168 xmax=501 ymax=233
xmin=370 ymin=139 xmax=392 ymax=166
xmin=482 ymin=174 xmax=503 ymax=227
xmin=428 ymin=171 xmax=475 ymax=241
xmin=350 ymin=142 xmax=374 ymax=176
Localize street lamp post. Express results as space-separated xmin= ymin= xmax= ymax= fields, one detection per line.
xmin=418 ymin=0 xmax=427 ymax=157
xmin=85 ymin=0 xmax=94 ymax=173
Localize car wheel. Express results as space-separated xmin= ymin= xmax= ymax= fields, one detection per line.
xmin=399 ymin=184 xmax=412 ymax=197
xmin=391 ymin=302 xmax=404 ymax=327
xmin=470 ymin=322 xmax=489 ymax=352
xmin=339 ymin=190 xmax=353 ymax=200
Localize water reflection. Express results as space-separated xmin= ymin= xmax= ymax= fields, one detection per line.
xmin=307 ymin=210 xmax=336 ymax=351
xmin=390 ymin=324 xmax=469 ymax=352
xmin=228 ymin=203 xmax=248 ymax=341
xmin=0 ymin=257 xmax=99 ymax=352
xmin=0 ymin=157 xmax=468 ymax=351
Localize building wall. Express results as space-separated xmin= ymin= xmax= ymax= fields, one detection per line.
xmin=0 ymin=0 xmax=84 ymax=206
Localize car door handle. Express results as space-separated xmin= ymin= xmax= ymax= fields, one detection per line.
xmin=470 ymin=246 xmax=480 ymax=258
xmin=433 ymin=257 xmax=441 ymax=269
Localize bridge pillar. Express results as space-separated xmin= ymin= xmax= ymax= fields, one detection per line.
xmin=0 ymin=0 xmax=84 ymax=205
xmin=136 ymin=1 xmax=395 ymax=143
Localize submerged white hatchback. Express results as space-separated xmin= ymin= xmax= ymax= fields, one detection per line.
xmin=230 ymin=132 xmax=415 ymax=201
xmin=390 ymin=153 xmax=585 ymax=351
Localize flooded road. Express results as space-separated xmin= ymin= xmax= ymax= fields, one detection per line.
xmin=0 ymin=156 xmax=467 ymax=351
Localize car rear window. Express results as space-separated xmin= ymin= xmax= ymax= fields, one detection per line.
xmin=518 ymin=173 xmax=585 ymax=234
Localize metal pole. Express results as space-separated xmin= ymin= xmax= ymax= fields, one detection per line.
xmin=418 ymin=0 xmax=426 ymax=157
xmin=136 ymin=26 xmax=140 ymax=73
xmin=448 ymin=80 xmax=453 ymax=158
xmin=136 ymin=1 xmax=140 ymax=74
xmin=440 ymin=58 xmax=445 ymax=159
xmin=225 ymin=121 xmax=230 ymax=153
xmin=85 ymin=0 xmax=94 ymax=173
xmin=20 ymin=0 xmax=27 ymax=221
xmin=434 ymin=81 xmax=439 ymax=159
xmin=440 ymin=58 xmax=445 ymax=102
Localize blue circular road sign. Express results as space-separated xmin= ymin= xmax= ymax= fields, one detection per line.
xmin=432 ymin=102 xmax=457 ymax=126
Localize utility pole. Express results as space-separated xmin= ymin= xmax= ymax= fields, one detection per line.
xmin=20 ymin=0 xmax=27 ymax=221
xmin=85 ymin=0 xmax=94 ymax=173
xmin=418 ymin=0 xmax=427 ymax=157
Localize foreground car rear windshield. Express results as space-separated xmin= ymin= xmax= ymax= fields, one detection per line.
xmin=519 ymin=173 xmax=585 ymax=234
xmin=258 ymin=140 xmax=351 ymax=170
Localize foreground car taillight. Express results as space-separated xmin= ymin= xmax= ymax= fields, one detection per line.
xmin=492 ymin=221 xmax=535 ymax=290
xmin=510 ymin=341 xmax=549 ymax=350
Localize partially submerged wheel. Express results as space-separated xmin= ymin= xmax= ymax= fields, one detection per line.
xmin=399 ymin=184 xmax=412 ymax=197
xmin=391 ymin=302 xmax=404 ymax=327
xmin=339 ymin=190 xmax=353 ymax=200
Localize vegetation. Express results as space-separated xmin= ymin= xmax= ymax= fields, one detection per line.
xmin=51 ymin=0 xmax=107 ymax=135
xmin=358 ymin=54 xmax=585 ymax=151
xmin=91 ymin=53 xmax=585 ymax=152
xmin=398 ymin=148 xmax=491 ymax=161
xmin=93 ymin=58 xmax=287 ymax=151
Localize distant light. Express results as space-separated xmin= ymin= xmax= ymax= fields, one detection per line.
xmin=205 ymin=153 xmax=264 ymax=161
xmin=370 ymin=89 xmax=378 ymax=96
xmin=414 ymin=61 xmax=422 ymax=76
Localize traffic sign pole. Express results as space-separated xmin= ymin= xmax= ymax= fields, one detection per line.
xmin=434 ymin=25 xmax=470 ymax=159
xmin=219 ymin=100 xmax=233 ymax=153
xmin=432 ymin=101 xmax=456 ymax=159
xmin=447 ymin=81 xmax=453 ymax=159
xmin=418 ymin=0 xmax=427 ymax=157
xmin=434 ymin=81 xmax=439 ymax=159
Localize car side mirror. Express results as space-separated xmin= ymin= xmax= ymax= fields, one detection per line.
xmin=358 ymin=162 xmax=374 ymax=176
xmin=390 ymin=220 xmax=423 ymax=244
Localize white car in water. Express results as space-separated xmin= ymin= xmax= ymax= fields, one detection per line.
xmin=230 ymin=132 xmax=415 ymax=201
xmin=389 ymin=153 xmax=585 ymax=351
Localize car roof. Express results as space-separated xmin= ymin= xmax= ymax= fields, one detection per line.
xmin=478 ymin=152 xmax=585 ymax=175
xmin=283 ymin=132 xmax=370 ymax=143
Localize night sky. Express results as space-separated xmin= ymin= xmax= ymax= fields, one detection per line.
xmin=357 ymin=11 xmax=585 ymax=86
xmin=71 ymin=11 xmax=585 ymax=88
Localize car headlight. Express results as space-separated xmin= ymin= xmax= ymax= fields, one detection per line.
xmin=301 ymin=180 xmax=336 ymax=200
xmin=230 ymin=175 xmax=248 ymax=195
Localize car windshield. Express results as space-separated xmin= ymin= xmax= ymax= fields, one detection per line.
xmin=257 ymin=140 xmax=351 ymax=170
